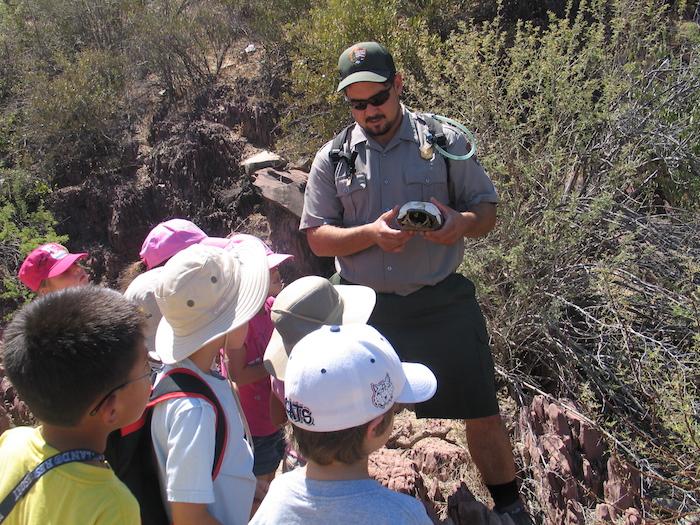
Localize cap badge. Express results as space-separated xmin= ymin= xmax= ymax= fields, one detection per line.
xmin=349 ymin=46 xmax=366 ymax=65
xmin=44 ymin=245 xmax=68 ymax=260
xmin=371 ymin=373 xmax=394 ymax=409
xmin=285 ymin=398 xmax=314 ymax=426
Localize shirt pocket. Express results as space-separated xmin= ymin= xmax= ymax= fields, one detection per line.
xmin=335 ymin=169 xmax=369 ymax=226
xmin=403 ymin=157 xmax=449 ymax=203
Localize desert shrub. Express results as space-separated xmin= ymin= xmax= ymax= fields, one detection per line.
xmin=129 ymin=0 xmax=272 ymax=98
xmin=416 ymin=1 xmax=700 ymax=517
xmin=21 ymin=50 xmax=129 ymax=183
xmin=0 ymin=170 xmax=66 ymax=320
xmin=278 ymin=0 xmax=444 ymax=153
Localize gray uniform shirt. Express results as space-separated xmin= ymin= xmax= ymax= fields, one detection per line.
xmin=249 ymin=468 xmax=433 ymax=525
xmin=300 ymin=106 xmax=499 ymax=295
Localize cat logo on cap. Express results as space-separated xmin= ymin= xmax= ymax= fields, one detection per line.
xmin=371 ymin=373 xmax=394 ymax=409
xmin=349 ymin=46 xmax=366 ymax=64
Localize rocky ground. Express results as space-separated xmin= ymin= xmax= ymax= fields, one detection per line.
xmin=366 ymin=394 xmax=646 ymax=525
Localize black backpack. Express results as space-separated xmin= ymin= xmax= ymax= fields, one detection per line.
xmin=105 ymin=368 xmax=227 ymax=525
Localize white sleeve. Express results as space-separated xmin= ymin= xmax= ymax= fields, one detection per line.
xmin=158 ymin=398 xmax=218 ymax=503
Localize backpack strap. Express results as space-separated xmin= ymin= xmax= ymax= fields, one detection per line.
xmin=417 ymin=113 xmax=455 ymax=207
xmin=420 ymin=113 xmax=448 ymax=149
xmin=121 ymin=368 xmax=228 ymax=479
xmin=0 ymin=449 xmax=104 ymax=523
xmin=329 ymin=123 xmax=357 ymax=177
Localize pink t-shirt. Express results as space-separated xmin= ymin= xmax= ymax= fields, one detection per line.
xmin=237 ymin=297 xmax=277 ymax=437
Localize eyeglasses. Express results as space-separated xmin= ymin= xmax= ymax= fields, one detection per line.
xmin=345 ymin=87 xmax=393 ymax=111
xmin=89 ymin=362 xmax=153 ymax=416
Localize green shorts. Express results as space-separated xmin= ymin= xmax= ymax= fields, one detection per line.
xmin=342 ymin=273 xmax=500 ymax=420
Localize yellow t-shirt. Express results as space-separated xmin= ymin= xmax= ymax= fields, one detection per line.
xmin=0 ymin=426 xmax=140 ymax=525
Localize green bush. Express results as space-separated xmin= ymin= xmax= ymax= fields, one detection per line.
xmin=0 ymin=169 xmax=66 ymax=320
xmin=21 ymin=49 xmax=128 ymax=182
xmin=278 ymin=0 xmax=441 ymax=153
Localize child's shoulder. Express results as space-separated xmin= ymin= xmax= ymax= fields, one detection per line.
xmin=151 ymin=364 xmax=234 ymax=438
xmin=0 ymin=426 xmax=42 ymax=458
xmin=47 ymin=466 xmax=141 ymax=524
xmin=0 ymin=425 xmax=37 ymax=444
xmin=368 ymin=483 xmax=431 ymax=522
xmin=0 ymin=427 xmax=140 ymax=525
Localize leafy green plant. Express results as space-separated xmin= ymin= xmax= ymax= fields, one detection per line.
xmin=0 ymin=169 xmax=66 ymax=319
xmin=21 ymin=50 xmax=128 ymax=183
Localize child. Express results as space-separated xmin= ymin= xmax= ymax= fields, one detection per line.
xmin=123 ymin=267 xmax=165 ymax=363
xmin=251 ymin=324 xmax=437 ymax=525
xmin=120 ymin=218 xmax=228 ymax=290
xmin=0 ymin=286 xmax=150 ymax=524
xmin=262 ymin=275 xmax=376 ymax=471
xmin=263 ymin=275 xmax=376 ymax=381
xmin=18 ymin=242 xmax=90 ymax=295
xmin=221 ymin=235 xmax=293 ymax=497
xmin=151 ymin=242 xmax=270 ymax=524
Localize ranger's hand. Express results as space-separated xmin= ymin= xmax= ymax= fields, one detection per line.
xmin=423 ymin=198 xmax=497 ymax=244
xmin=422 ymin=198 xmax=470 ymax=245
xmin=372 ymin=206 xmax=414 ymax=252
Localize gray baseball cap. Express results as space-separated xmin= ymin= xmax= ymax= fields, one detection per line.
xmin=337 ymin=42 xmax=396 ymax=91
xmin=263 ymin=276 xmax=376 ymax=380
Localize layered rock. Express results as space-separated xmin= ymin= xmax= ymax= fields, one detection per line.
xmin=519 ymin=395 xmax=642 ymax=524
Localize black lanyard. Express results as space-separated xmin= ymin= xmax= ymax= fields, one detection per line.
xmin=0 ymin=449 xmax=105 ymax=523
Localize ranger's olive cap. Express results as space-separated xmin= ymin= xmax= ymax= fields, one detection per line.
xmin=337 ymin=42 xmax=396 ymax=91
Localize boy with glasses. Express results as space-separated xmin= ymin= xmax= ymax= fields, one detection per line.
xmin=0 ymin=286 xmax=151 ymax=524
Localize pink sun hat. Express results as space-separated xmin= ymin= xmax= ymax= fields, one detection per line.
xmin=18 ymin=243 xmax=88 ymax=292
xmin=140 ymin=219 xmax=208 ymax=269
xmin=140 ymin=218 xmax=233 ymax=270
xmin=224 ymin=234 xmax=293 ymax=269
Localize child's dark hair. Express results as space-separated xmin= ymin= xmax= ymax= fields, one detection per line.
xmin=1 ymin=285 xmax=145 ymax=426
xmin=290 ymin=410 xmax=393 ymax=465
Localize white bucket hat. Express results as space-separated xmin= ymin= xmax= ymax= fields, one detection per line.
xmin=263 ymin=276 xmax=376 ymax=380
xmin=154 ymin=242 xmax=270 ymax=364
xmin=284 ymin=324 xmax=437 ymax=432
xmin=123 ymin=267 xmax=165 ymax=359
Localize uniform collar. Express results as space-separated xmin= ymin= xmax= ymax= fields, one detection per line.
xmin=349 ymin=104 xmax=419 ymax=150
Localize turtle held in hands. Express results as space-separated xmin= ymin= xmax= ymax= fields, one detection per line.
xmin=397 ymin=201 xmax=443 ymax=231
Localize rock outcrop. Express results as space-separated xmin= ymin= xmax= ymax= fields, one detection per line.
xmin=251 ymin=166 xmax=334 ymax=280
xmin=519 ymin=395 xmax=642 ymax=525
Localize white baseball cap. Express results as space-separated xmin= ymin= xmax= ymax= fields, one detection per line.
xmin=284 ymin=324 xmax=437 ymax=432
xmin=123 ymin=267 xmax=164 ymax=358
xmin=154 ymin=242 xmax=270 ymax=364
xmin=263 ymin=276 xmax=376 ymax=380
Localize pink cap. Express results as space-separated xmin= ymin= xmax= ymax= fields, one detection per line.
xmin=225 ymin=234 xmax=293 ymax=269
xmin=140 ymin=219 xmax=207 ymax=269
xmin=199 ymin=236 xmax=230 ymax=249
xmin=18 ymin=243 xmax=88 ymax=292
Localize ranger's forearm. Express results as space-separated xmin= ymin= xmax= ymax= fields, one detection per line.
xmin=305 ymin=224 xmax=377 ymax=257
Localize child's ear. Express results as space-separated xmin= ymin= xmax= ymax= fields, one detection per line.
xmin=366 ymin=413 xmax=388 ymax=439
xmin=99 ymin=394 xmax=120 ymax=426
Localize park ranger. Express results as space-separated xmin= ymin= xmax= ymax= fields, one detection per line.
xmin=300 ymin=42 xmax=533 ymax=524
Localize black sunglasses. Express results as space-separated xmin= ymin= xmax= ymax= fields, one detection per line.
xmin=345 ymin=86 xmax=393 ymax=111
xmin=89 ymin=363 xmax=154 ymax=416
